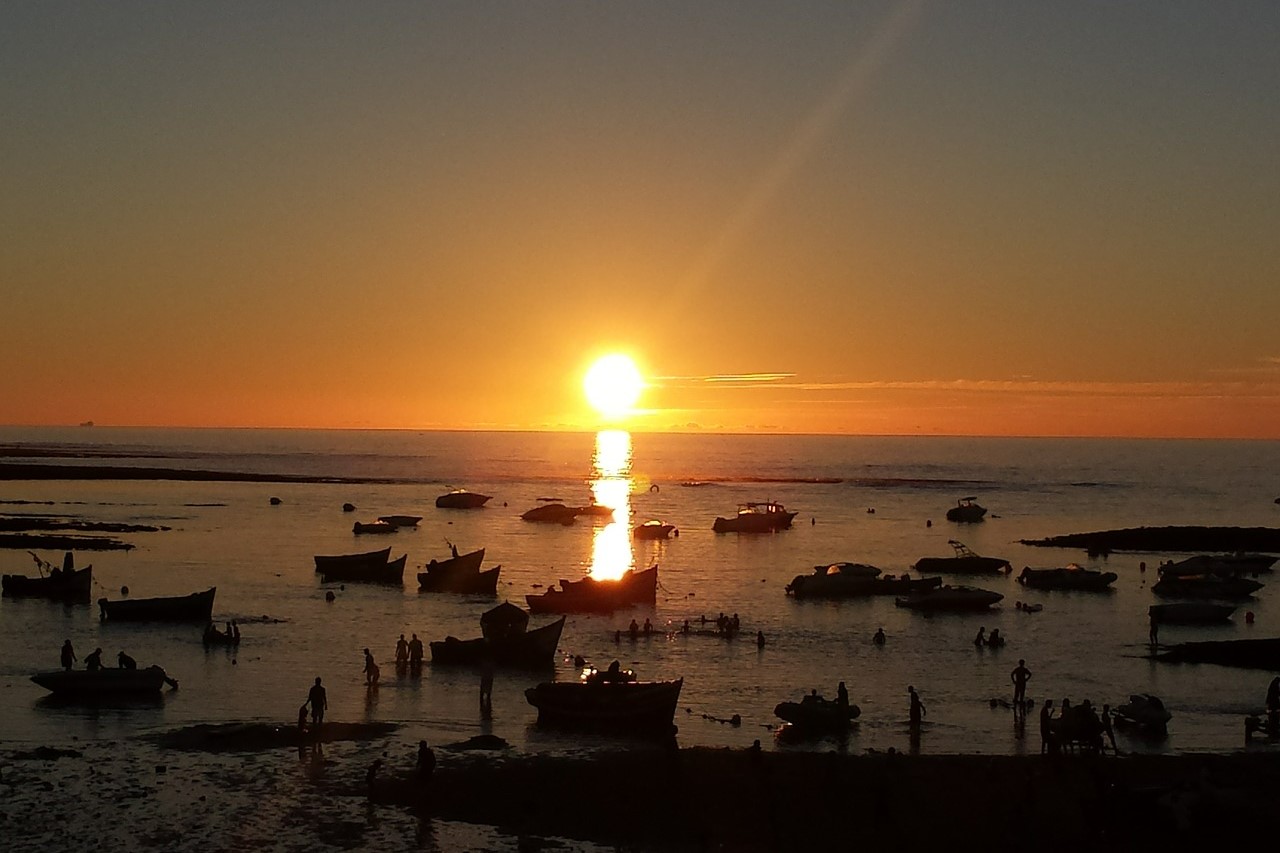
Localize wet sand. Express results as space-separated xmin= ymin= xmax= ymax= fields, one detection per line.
xmin=9 ymin=729 xmax=1279 ymax=852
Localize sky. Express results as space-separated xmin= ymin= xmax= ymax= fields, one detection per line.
xmin=3 ymin=2 xmax=1279 ymax=437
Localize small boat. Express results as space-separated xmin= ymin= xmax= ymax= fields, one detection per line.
xmin=786 ymin=563 xmax=943 ymax=599
xmin=912 ymin=541 xmax=1011 ymax=575
xmin=1113 ymin=693 xmax=1171 ymax=734
xmin=430 ymin=602 xmax=566 ymax=668
xmin=98 ymin=588 xmax=216 ymax=622
xmin=417 ymin=547 xmax=499 ymax=594
xmin=377 ymin=515 xmax=422 ymax=528
xmin=322 ymin=554 xmax=406 ymax=585
xmin=774 ymin=694 xmax=861 ymax=732
xmin=633 ymin=520 xmax=676 ymax=540
xmin=712 ymin=501 xmax=797 ymax=534
xmin=313 ymin=546 xmax=391 ymax=574
xmin=895 ymin=585 xmax=1003 ymax=612
xmin=525 ymin=670 xmax=683 ymax=736
xmin=31 ymin=665 xmax=178 ymax=697
xmin=945 ymin=497 xmax=987 ymax=523
xmin=1148 ymin=602 xmax=1235 ymax=624
xmin=1156 ymin=637 xmax=1280 ymax=669
xmin=353 ymin=520 xmax=397 ymax=535
xmin=1158 ymin=554 xmax=1276 ymax=578
xmin=1152 ymin=574 xmax=1262 ymax=600
xmin=2 ymin=565 xmax=93 ymax=602
xmin=526 ymin=566 xmax=659 ymax=614
xmin=521 ymin=503 xmax=578 ymax=525
xmin=576 ymin=504 xmax=616 ymax=521
xmin=1017 ymin=565 xmax=1118 ymax=591
xmin=435 ymin=490 xmax=492 ymax=510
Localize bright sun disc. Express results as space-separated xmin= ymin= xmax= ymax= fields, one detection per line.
xmin=584 ymin=355 xmax=643 ymax=419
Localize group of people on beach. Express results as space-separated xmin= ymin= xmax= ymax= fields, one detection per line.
xmin=1038 ymin=697 xmax=1117 ymax=754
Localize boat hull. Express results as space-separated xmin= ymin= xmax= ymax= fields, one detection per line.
xmin=435 ymin=491 xmax=492 ymax=509
xmin=98 ymin=588 xmax=216 ymax=622
xmin=1151 ymin=576 xmax=1262 ymax=599
xmin=322 ymin=554 xmax=406 ymax=584
xmin=1 ymin=566 xmax=93 ymax=602
xmin=430 ymin=616 xmax=565 ymax=668
xmin=787 ymin=574 xmax=942 ymax=600
xmin=418 ymin=565 xmax=500 ymax=594
xmin=313 ymin=547 xmax=392 ymax=574
xmin=31 ymin=666 xmax=173 ymax=696
xmin=525 ymin=678 xmax=683 ymax=735
xmin=895 ymin=586 xmax=1003 ymax=612
xmin=712 ymin=512 xmax=796 ymax=533
xmin=912 ymin=556 xmax=1010 ymax=575
xmin=774 ymin=699 xmax=861 ymax=731
xmin=1148 ymin=603 xmax=1235 ymax=624
xmin=1156 ymin=637 xmax=1280 ymax=669
xmin=526 ymin=567 xmax=658 ymax=614
xmin=1017 ymin=568 xmax=1118 ymax=591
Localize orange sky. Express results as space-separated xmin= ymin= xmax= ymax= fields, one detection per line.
xmin=3 ymin=4 xmax=1278 ymax=438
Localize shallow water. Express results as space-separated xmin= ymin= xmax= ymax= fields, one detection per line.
xmin=3 ymin=428 xmax=1280 ymax=765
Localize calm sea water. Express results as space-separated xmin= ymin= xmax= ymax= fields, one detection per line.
xmin=3 ymin=427 xmax=1280 ymax=760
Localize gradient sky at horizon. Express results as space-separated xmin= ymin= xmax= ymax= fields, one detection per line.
xmin=4 ymin=2 xmax=1278 ymax=437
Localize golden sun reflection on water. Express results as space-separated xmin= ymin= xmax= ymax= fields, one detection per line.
xmin=588 ymin=430 xmax=634 ymax=581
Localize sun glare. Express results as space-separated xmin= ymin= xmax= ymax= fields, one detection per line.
xmin=584 ymin=354 xmax=643 ymax=420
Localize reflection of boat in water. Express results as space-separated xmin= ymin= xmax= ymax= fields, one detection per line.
xmin=786 ymin=563 xmax=942 ymax=599
xmin=1152 ymin=574 xmax=1262 ymax=599
xmin=313 ymin=547 xmax=391 ymax=574
xmin=1155 ymin=637 xmax=1280 ymax=669
xmin=1148 ymin=602 xmax=1235 ymax=624
xmin=1017 ymin=565 xmax=1117 ymax=591
xmin=945 ymin=497 xmax=987 ymax=523
xmin=435 ymin=490 xmax=492 ymax=509
xmin=430 ymin=602 xmax=565 ymax=668
xmin=1113 ymin=694 xmax=1171 ymax=734
xmin=895 ymin=585 xmax=1003 ymax=612
xmin=912 ymin=541 xmax=1010 ymax=575
xmin=98 ymin=588 xmax=216 ymax=622
xmin=31 ymin=666 xmax=179 ymax=697
xmin=525 ymin=670 xmax=683 ymax=736
xmin=2 ymin=565 xmax=93 ymax=602
xmin=322 ymin=554 xmax=406 ymax=584
xmin=774 ymin=694 xmax=861 ymax=732
xmin=526 ymin=567 xmax=659 ymax=614
xmin=633 ymin=520 xmax=676 ymax=540
xmin=417 ymin=548 xmax=498 ymax=594
xmin=521 ymin=503 xmax=579 ymax=525
xmin=712 ymin=502 xmax=797 ymax=533
xmin=377 ymin=515 xmax=422 ymax=528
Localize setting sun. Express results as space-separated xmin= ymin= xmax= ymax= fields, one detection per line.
xmin=584 ymin=354 xmax=643 ymax=420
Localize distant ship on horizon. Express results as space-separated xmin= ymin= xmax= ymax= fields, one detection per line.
xmin=78 ymin=420 xmax=94 ymax=427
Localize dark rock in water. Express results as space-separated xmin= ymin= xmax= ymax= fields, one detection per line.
xmin=1021 ymin=526 xmax=1280 ymax=553
xmin=443 ymin=734 xmax=510 ymax=751
xmin=269 ymin=497 xmax=282 ymax=505
xmin=342 ymin=502 xmax=356 ymax=512
xmin=10 ymin=746 xmax=83 ymax=761
xmin=0 ymin=533 xmax=134 ymax=551
xmin=151 ymin=721 xmax=399 ymax=753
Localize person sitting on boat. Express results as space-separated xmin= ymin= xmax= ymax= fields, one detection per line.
xmin=84 ymin=647 xmax=103 ymax=671
xmin=974 ymin=627 xmax=987 ymax=647
xmin=594 ymin=660 xmax=628 ymax=683
xmin=60 ymin=639 xmax=76 ymax=671
xmin=628 ymin=619 xmax=640 ymax=640
xmin=117 ymin=650 xmax=137 ymax=670
xmin=873 ymin=628 xmax=886 ymax=646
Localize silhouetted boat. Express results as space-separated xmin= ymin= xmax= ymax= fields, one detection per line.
xmin=525 ymin=671 xmax=683 ymax=735
xmin=377 ymin=515 xmax=422 ymax=527
xmin=353 ymin=520 xmax=397 ymax=534
xmin=2 ymin=565 xmax=93 ymax=601
xmin=895 ymin=585 xmax=1003 ymax=612
xmin=1156 ymin=637 xmax=1280 ymax=669
xmin=435 ymin=490 xmax=492 ymax=509
xmin=430 ymin=603 xmax=565 ymax=668
xmin=526 ymin=566 xmax=659 ymax=614
xmin=416 ymin=547 xmax=498 ymax=594
xmin=1148 ymin=602 xmax=1235 ymax=624
xmin=313 ymin=546 xmax=392 ymax=574
xmin=1158 ymin=554 xmax=1276 ymax=578
xmin=31 ymin=665 xmax=178 ymax=697
xmin=912 ymin=541 xmax=1011 ymax=575
xmin=774 ymin=694 xmax=861 ymax=731
xmin=576 ymin=504 xmax=615 ymax=518
xmin=98 ymin=588 xmax=216 ymax=622
xmin=712 ymin=501 xmax=797 ymax=533
xmin=1113 ymin=694 xmax=1171 ymax=734
xmin=632 ymin=520 xmax=676 ymax=540
xmin=1152 ymin=574 xmax=1262 ymax=599
xmin=322 ymin=554 xmax=406 ymax=584
xmin=945 ymin=497 xmax=987 ymax=523
xmin=786 ymin=563 xmax=943 ymax=599
xmin=521 ymin=503 xmax=578 ymax=525
xmin=1017 ymin=565 xmax=1118 ymax=591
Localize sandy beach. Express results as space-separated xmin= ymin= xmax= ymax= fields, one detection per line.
xmin=6 ymin=725 xmax=1280 ymax=852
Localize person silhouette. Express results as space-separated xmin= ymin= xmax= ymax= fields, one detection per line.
xmin=363 ymin=648 xmax=380 ymax=686
xmin=84 ymin=647 xmax=103 ymax=671
xmin=873 ymin=628 xmax=886 ymax=646
xmin=60 ymin=639 xmax=76 ymax=671
xmin=308 ymin=677 xmax=327 ymax=726
xmin=395 ymin=634 xmax=409 ymax=666
xmin=908 ymin=686 xmax=926 ymax=729
xmin=974 ymin=627 xmax=987 ymax=647
xmin=117 ymin=650 xmax=137 ymax=670
xmin=417 ymin=739 xmax=436 ymax=782
xmin=1011 ymin=659 xmax=1032 ymax=706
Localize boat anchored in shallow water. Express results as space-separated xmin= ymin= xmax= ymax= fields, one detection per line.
xmin=1017 ymin=565 xmax=1118 ymax=591
xmin=912 ymin=541 xmax=1010 ymax=575
xmin=435 ymin=490 xmax=492 ymax=509
xmin=525 ymin=666 xmax=683 ymax=736
xmin=712 ymin=501 xmax=797 ymax=533
xmin=98 ymin=588 xmax=216 ymax=622
xmin=786 ymin=563 xmax=943 ymax=599
xmin=945 ymin=497 xmax=987 ymax=523
xmin=31 ymin=665 xmax=179 ymax=697
xmin=895 ymin=585 xmax=1003 ymax=612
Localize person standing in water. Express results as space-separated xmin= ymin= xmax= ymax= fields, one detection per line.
xmin=1010 ymin=659 xmax=1032 ymax=708
xmin=363 ymin=648 xmax=380 ymax=686
xmin=908 ymin=686 xmax=926 ymax=729
xmin=60 ymin=639 xmax=76 ymax=671
xmin=308 ymin=677 xmax=327 ymax=727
